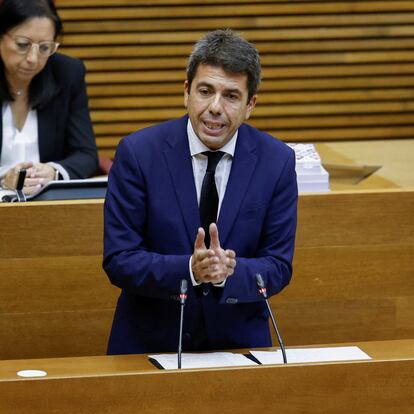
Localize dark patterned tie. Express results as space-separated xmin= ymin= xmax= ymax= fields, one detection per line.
xmin=199 ymin=151 xmax=224 ymax=246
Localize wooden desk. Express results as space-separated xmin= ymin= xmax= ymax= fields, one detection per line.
xmin=275 ymin=188 xmax=414 ymax=346
xmin=0 ymin=189 xmax=413 ymax=359
xmin=0 ymin=339 xmax=413 ymax=414
xmin=0 ymin=200 xmax=117 ymax=359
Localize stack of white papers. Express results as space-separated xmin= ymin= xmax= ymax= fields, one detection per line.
xmin=149 ymin=346 xmax=371 ymax=370
xmin=250 ymin=346 xmax=371 ymax=365
xmin=287 ymin=143 xmax=330 ymax=193
xmin=149 ymin=352 xmax=257 ymax=370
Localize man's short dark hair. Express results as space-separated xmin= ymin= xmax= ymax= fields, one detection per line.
xmin=186 ymin=29 xmax=261 ymax=102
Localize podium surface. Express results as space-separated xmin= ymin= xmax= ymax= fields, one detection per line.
xmin=0 ymin=339 xmax=413 ymax=414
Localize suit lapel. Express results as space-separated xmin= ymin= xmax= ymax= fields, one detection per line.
xmin=162 ymin=119 xmax=258 ymax=246
xmin=163 ymin=117 xmax=200 ymax=245
xmin=218 ymin=126 xmax=258 ymax=246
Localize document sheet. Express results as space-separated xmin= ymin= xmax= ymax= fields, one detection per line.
xmin=250 ymin=346 xmax=371 ymax=365
xmin=149 ymin=352 xmax=257 ymax=370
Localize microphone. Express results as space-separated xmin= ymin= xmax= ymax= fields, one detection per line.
xmin=15 ymin=168 xmax=27 ymax=202
xmin=255 ymin=273 xmax=287 ymax=364
xmin=177 ymin=279 xmax=188 ymax=369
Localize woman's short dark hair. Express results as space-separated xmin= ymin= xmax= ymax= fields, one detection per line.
xmin=0 ymin=0 xmax=63 ymax=108
xmin=186 ymin=29 xmax=261 ymax=102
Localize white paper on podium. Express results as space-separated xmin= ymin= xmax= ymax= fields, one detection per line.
xmin=250 ymin=346 xmax=371 ymax=365
xmin=148 ymin=352 xmax=257 ymax=370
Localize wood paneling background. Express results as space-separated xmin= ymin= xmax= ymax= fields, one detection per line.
xmin=54 ymin=0 xmax=414 ymax=158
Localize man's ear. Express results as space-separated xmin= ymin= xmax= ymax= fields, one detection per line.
xmin=245 ymin=95 xmax=257 ymax=120
xmin=184 ymin=80 xmax=189 ymax=108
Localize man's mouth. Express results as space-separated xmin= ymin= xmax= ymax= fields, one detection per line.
xmin=203 ymin=120 xmax=225 ymax=132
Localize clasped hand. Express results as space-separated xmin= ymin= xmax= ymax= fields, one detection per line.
xmin=191 ymin=223 xmax=236 ymax=284
xmin=1 ymin=162 xmax=56 ymax=195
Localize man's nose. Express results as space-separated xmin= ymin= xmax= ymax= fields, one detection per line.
xmin=209 ymin=94 xmax=223 ymax=114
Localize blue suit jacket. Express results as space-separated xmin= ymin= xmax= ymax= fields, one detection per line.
xmin=103 ymin=115 xmax=298 ymax=354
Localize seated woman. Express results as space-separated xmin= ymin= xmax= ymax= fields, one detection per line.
xmin=0 ymin=0 xmax=98 ymax=195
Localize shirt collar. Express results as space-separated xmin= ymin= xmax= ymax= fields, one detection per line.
xmin=187 ymin=118 xmax=237 ymax=157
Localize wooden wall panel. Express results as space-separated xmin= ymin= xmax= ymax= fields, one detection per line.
xmin=0 ymin=189 xmax=412 ymax=359
xmin=296 ymin=189 xmax=414 ymax=247
xmin=290 ymin=245 xmax=413 ymax=300
xmin=0 ymin=201 xmax=117 ymax=360
xmin=53 ymin=1 xmax=414 ymax=157
xmin=269 ymin=189 xmax=414 ymax=346
xmin=0 ymin=256 xmax=114 ymax=313
xmin=0 ymin=310 xmax=114 ymax=360
xmin=0 ymin=200 xmax=103 ymax=258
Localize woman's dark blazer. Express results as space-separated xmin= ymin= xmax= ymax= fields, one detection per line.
xmin=0 ymin=53 xmax=98 ymax=178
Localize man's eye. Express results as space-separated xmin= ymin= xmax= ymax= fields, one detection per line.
xmin=225 ymin=94 xmax=238 ymax=101
xmin=199 ymin=89 xmax=210 ymax=96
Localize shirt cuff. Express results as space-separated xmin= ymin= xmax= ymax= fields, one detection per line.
xmin=212 ymin=279 xmax=226 ymax=288
xmin=189 ymin=255 xmax=201 ymax=286
xmin=47 ymin=162 xmax=70 ymax=181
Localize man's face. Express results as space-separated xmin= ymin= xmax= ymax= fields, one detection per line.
xmin=184 ymin=64 xmax=256 ymax=150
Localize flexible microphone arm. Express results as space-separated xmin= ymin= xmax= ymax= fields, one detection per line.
xmin=255 ymin=273 xmax=287 ymax=364
xmin=178 ymin=279 xmax=188 ymax=369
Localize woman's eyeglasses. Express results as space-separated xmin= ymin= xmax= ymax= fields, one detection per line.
xmin=7 ymin=34 xmax=59 ymax=57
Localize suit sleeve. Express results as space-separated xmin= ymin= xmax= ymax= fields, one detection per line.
xmin=103 ymin=138 xmax=191 ymax=300
xmin=219 ymin=148 xmax=298 ymax=304
xmin=57 ymin=59 xmax=98 ymax=178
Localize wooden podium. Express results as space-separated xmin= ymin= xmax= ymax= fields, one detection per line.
xmin=1 ymin=190 xmax=413 ymax=360
xmin=0 ymin=339 xmax=413 ymax=414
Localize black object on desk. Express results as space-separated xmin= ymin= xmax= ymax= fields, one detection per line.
xmin=28 ymin=179 xmax=107 ymax=201
xmin=2 ymin=178 xmax=107 ymax=202
xmin=15 ymin=168 xmax=27 ymax=202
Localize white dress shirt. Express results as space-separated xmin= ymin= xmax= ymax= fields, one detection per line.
xmin=187 ymin=119 xmax=238 ymax=286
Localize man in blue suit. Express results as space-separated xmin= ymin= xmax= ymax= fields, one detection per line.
xmin=103 ymin=29 xmax=298 ymax=354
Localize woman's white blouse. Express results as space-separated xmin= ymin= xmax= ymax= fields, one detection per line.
xmin=0 ymin=102 xmax=40 ymax=177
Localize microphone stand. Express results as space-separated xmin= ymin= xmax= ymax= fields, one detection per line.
xmin=255 ymin=273 xmax=287 ymax=364
xmin=178 ymin=279 xmax=188 ymax=369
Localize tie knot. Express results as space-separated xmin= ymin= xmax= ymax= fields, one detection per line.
xmin=203 ymin=151 xmax=224 ymax=172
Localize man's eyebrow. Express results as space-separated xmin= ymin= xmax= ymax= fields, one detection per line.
xmin=195 ymin=81 xmax=242 ymax=96
xmin=195 ymin=81 xmax=213 ymax=88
